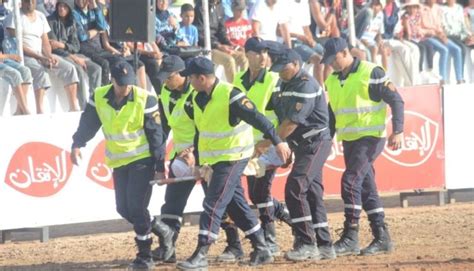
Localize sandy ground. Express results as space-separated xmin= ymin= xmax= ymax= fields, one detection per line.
xmin=0 ymin=195 xmax=473 ymax=271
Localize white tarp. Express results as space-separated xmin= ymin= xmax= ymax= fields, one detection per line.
xmin=443 ymin=84 xmax=474 ymax=189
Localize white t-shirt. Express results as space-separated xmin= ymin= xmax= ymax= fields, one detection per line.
xmin=361 ymin=10 xmax=385 ymax=44
xmin=6 ymin=10 xmax=51 ymax=55
xmin=249 ymin=0 xmax=289 ymax=41
xmin=287 ymin=0 xmax=311 ymax=36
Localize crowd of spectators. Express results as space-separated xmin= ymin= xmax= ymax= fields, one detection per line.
xmin=1 ymin=0 xmax=473 ymax=115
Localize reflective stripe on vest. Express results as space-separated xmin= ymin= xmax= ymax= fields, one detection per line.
xmin=94 ymin=85 xmax=151 ymax=168
xmin=103 ymin=129 xmax=146 ymax=141
xmin=325 ymin=61 xmax=387 ymax=142
xmin=193 ymin=81 xmax=254 ymax=165
xmin=105 ymin=143 xmax=150 ymax=160
xmin=200 ymin=123 xmax=251 ymax=138
xmin=199 ymin=143 xmax=254 ymax=159
xmin=333 ymin=102 xmax=386 ymax=116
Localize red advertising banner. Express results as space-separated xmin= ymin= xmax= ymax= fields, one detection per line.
xmin=269 ymin=84 xmax=445 ymax=198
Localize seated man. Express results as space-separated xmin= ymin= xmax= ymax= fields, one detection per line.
xmin=6 ymin=0 xmax=80 ymax=114
xmin=194 ymin=0 xmax=248 ymax=82
xmin=0 ymin=49 xmax=32 ymax=115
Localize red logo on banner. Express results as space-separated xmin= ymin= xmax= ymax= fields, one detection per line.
xmin=87 ymin=140 xmax=114 ymax=189
xmin=382 ymin=110 xmax=439 ymax=167
xmin=325 ymin=140 xmax=345 ymax=172
xmin=4 ymin=142 xmax=72 ymax=197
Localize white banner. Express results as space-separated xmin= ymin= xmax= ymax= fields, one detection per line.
xmin=0 ymin=113 xmax=205 ymax=230
xmin=443 ymin=84 xmax=474 ymax=189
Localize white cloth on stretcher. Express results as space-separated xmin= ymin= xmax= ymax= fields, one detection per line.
xmin=243 ymin=146 xmax=285 ymax=177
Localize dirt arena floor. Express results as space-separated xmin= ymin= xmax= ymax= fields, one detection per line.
xmin=1 ymin=194 xmax=473 ymax=270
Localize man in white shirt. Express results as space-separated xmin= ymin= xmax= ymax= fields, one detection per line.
xmin=286 ymin=0 xmax=325 ymax=85
xmin=249 ymin=0 xmax=290 ymax=47
xmin=6 ymin=0 xmax=80 ymax=114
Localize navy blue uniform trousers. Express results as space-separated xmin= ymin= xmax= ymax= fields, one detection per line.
xmin=246 ymin=169 xmax=287 ymax=225
xmin=341 ymin=136 xmax=385 ymax=227
xmin=198 ymin=158 xmax=261 ymax=245
xmin=286 ymin=138 xmax=332 ymax=245
xmin=113 ymin=157 xmax=154 ymax=236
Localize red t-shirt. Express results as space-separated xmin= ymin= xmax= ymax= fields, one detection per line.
xmin=225 ymin=18 xmax=252 ymax=47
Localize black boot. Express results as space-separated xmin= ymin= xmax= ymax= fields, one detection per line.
xmin=129 ymin=238 xmax=154 ymax=270
xmin=176 ymin=244 xmax=210 ymax=270
xmin=262 ymin=222 xmax=280 ymax=256
xmin=248 ymin=232 xmax=274 ymax=266
xmin=285 ymin=235 xmax=320 ymax=262
xmin=217 ymin=223 xmax=244 ymax=262
xmin=151 ymin=217 xmax=176 ymax=262
xmin=275 ymin=206 xmax=292 ymax=227
xmin=360 ymin=224 xmax=393 ymax=256
xmin=333 ymin=222 xmax=360 ymax=256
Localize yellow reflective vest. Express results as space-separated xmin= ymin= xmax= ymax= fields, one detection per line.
xmin=160 ymin=84 xmax=196 ymax=156
xmin=233 ymin=69 xmax=279 ymax=142
xmin=193 ymin=81 xmax=254 ymax=165
xmin=325 ymin=61 xmax=387 ymax=142
xmin=95 ymin=85 xmax=152 ymax=168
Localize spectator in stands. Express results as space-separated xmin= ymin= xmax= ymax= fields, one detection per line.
xmin=286 ymin=0 xmax=325 ymax=84
xmin=309 ymin=0 xmax=339 ymax=84
xmin=178 ymin=3 xmax=199 ymax=46
xmin=402 ymin=1 xmax=436 ymax=75
xmin=361 ymin=0 xmax=389 ymax=69
xmin=126 ymin=41 xmax=163 ymax=93
xmin=73 ymin=0 xmax=116 ymax=85
xmin=383 ymin=0 xmax=421 ymax=87
xmin=225 ymin=0 xmax=252 ymax=48
xmin=155 ymin=0 xmax=187 ymax=52
xmin=6 ymin=0 xmax=80 ymax=114
xmin=0 ymin=51 xmax=32 ymax=115
xmin=443 ymin=0 xmax=474 ymax=61
xmin=466 ymin=0 xmax=474 ymax=33
xmin=421 ymin=0 xmax=465 ymax=84
xmin=48 ymin=0 xmax=102 ymax=109
xmin=249 ymin=0 xmax=291 ymax=47
xmin=194 ymin=0 xmax=248 ymax=82
xmin=325 ymin=0 xmax=367 ymax=60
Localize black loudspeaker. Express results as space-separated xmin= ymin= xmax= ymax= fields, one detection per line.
xmin=110 ymin=0 xmax=156 ymax=43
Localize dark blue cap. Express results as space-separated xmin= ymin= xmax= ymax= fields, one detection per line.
xmin=111 ymin=61 xmax=136 ymax=86
xmin=270 ymin=48 xmax=302 ymax=72
xmin=157 ymin=55 xmax=186 ymax=81
xmin=244 ymin=37 xmax=268 ymax=53
xmin=180 ymin=56 xmax=215 ymax=76
xmin=265 ymin=40 xmax=288 ymax=61
xmin=320 ymin=37 xmax=348 ymax=64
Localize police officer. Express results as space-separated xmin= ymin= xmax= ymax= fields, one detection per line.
xmin=70 ymin=61 xmax=166 ymax=269
xmin=223 ymin=37 xmax=291 ymax=259
xmin=321 ymin=37 xmax=404 ymax=256
xmin=148 ymin=55 xmax=196 ymax=263
xmin=176 ymin=56 xmax=291 ymax=270
xmin=258 ymin=48 xmax=336 ymax=261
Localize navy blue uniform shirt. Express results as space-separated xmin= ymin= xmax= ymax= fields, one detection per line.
xmin=72 ymin=86 xmax=167 ymax=172
xmin=327 ymin=58 xmax=405 ymax=138
xmin=268 ymin=68 xmax=331 ymax=144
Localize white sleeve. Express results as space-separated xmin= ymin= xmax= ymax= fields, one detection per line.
xmin=276 ymin=1 xmax=290 ymax=24
xmin=249 ymin=0 xmax=263 ymax=22
xmin=38 ymin=11 xmax=51 ymax=34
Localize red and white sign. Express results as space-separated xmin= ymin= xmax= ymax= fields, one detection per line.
xmin=269 ymin=84 xmax=445 ymax=198
xmin=0 ymin=84 xmax=445 ymax=230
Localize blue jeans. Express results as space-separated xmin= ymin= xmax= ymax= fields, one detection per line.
xmin=425 ymin=37 xmax=464 ymax=81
